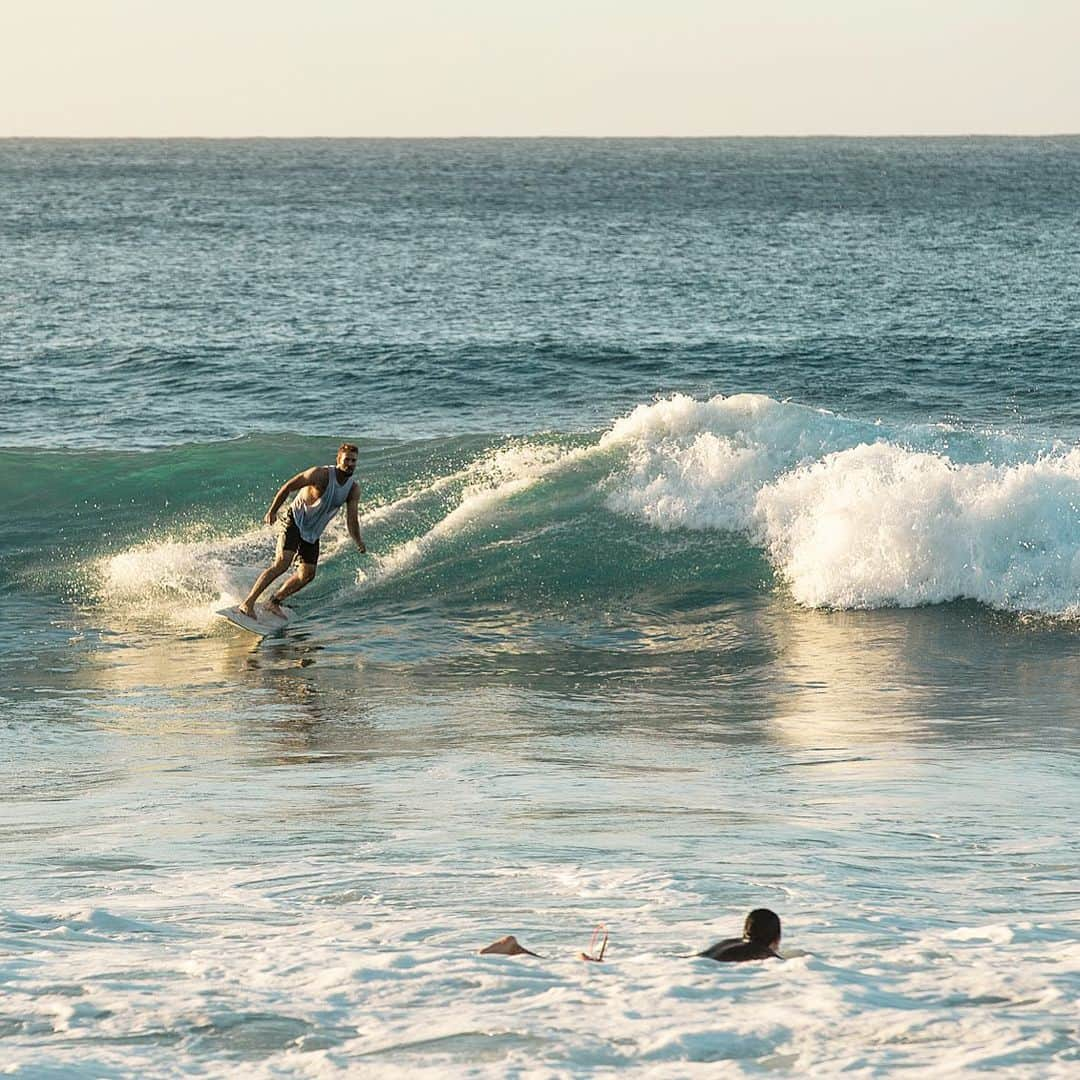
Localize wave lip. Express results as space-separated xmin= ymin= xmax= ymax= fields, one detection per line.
xmin=603 ymin=394 xmax=1080 ymax=617
xmin=757 ymin=443 xmax=1080 ymax=614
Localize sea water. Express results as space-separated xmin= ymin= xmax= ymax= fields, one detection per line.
xmin=1 ymin=139 xmax=1078 ymax=1076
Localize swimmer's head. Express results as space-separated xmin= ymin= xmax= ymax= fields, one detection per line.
xmin=744 ymin=908 xmax=781 ymax=947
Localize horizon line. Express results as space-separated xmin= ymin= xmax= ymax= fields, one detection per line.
xmin=3 ymin=132 xmax=1080 ymax=141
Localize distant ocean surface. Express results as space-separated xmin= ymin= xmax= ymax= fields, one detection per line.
xmin=2 ymin=139 xmax=1078 ymax=1076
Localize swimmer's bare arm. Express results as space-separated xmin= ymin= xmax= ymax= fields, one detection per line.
xmin=346 ymin=482 xmax=367 ymax=553
xmin=262 ymin=467 xmax=327 ymax=525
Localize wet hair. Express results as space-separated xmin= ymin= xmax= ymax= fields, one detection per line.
xmin=744 ymin=908 xmax=781 ymax=945
xmin=338 ymin=442 xmax=359 ymax=456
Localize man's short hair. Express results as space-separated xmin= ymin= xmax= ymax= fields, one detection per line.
xmin=338 ymin=442 xmax=359 ymax=455
xmin=744 ymin=908 xmax=781 ymax=945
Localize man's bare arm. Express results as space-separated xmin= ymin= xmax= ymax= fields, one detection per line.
xmin=346 ymin=484 xmax=366 ymax=552
xmin=263 ymin=467 xmax=326 ymax=525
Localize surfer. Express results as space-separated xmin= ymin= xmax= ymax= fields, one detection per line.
xmin=480 ymin=912 xmax=781 ymax=964
xmin=237 ymin=443 xmax=367 ymax=618
xmin=698 ymin=908 xmax=782 ymax=962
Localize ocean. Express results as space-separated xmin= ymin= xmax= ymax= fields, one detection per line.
xmin=1 ymin=138 xmax=1078 ymax=1076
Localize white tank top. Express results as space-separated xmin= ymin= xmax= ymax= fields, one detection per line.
xmin=291 ymin=465 xmax=356 ymax=542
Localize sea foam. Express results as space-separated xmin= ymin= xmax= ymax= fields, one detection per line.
xmin=758 ymin=443 xmax=1080 ymax=612
xmin=604 ymin=394 xmax=1080 ymax=616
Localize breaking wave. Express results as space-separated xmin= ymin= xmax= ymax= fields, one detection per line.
xmin=5 ymin=395 xmax=1076 ymax=621
xmin=602 ymin=394 xmax=1080 ymax=615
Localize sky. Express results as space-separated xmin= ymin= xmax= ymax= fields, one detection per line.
xmin=2 ymin=0 xmax=1078 ymax=137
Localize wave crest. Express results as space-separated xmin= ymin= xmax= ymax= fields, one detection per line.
xmin=604 ymin=395 xmax=1080 ymax=615
xmin=68 ymin=396 xmax=1080 ymax=621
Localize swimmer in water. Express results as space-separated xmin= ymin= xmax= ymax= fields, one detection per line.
xmin=479 ymin=912 xmax=782 ymax=963
xmin=698 ymin=908 xmax=782 ymax=962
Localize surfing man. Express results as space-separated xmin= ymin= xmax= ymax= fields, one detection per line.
xmin=236 ymin=443 xmax=367 ymax=618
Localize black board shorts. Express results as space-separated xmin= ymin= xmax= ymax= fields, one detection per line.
xmin=278 ymin=512 xmax=319 ymax=566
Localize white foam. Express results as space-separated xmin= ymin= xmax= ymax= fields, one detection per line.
xmin=93 ymin=527 xmax=266 ymax=630
xmin=3 ymin=857 xmax=1076 ymax=1077
xmin=603 ymin=394 xmax=1080 ymax=615
xmin=100 ymin=531 xmax=262 ymax=602
xmin=756 ymin=443 xmax=1080 ymax=613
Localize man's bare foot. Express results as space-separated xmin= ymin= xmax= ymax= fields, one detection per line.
xmin=580 ymin=924 xmax=608 ymax=962
xmin=264 ymin=597 xmax=285 ymax=617
xmin=236 ymin=602 xmax=255 ymax=617
xmin=479 ymin=935 xmax=541 ymax=957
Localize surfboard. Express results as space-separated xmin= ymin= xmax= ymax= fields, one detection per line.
xmin=214 ymin=603 xmax=295 ymax=637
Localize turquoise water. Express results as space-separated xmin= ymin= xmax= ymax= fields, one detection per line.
xmin=1 ymin=139 xmax=1078 ymax=1076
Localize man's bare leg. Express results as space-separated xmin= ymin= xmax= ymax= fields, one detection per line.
xmin=238 ymin=554 xmax=294 ymax=617
xmin=264 ymin=562 xmax=315 ymax=616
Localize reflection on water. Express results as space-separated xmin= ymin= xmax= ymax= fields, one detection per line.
xmin=765 ymin=600 xmax=1080 ymax=748
xmin=2 ymin=590 xmax=1075 ymax=879
xmin=2 ymin=593 xmax=1074 ymax=895
xmin=3 ymin=593 xmax=1078 ymax=760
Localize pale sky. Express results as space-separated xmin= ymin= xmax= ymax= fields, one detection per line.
xmin=2 ymin=0 xmax=1078 ymax=136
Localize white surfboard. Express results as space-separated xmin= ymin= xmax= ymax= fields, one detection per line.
xmin=214 ymin=603 xmax=295 ymax=637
